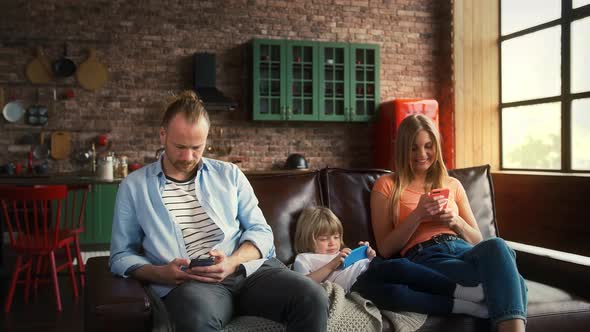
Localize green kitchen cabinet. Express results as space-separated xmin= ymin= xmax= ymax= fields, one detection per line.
xmin=252 ymin=39 xmax=379 ymax=122
xmin=318 ymin=43 xmax=380 ymax=122
xmin=78 ymin=183 xmax=118 ymax=244
xmin=252 ymin=39 xmax=318 ymax=121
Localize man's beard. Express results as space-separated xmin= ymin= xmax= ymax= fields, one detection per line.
xmin=173 ymin=159 xmax=197 ymax=171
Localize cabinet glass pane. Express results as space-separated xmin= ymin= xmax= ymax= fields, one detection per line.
xmin=260 ymin=45 xmax=270 ymax=60
xmin=271 ymin=45 xmax=280 ymax=61
xmin=292 ymin=83 xmax=300 ymax=96
xmin=572 ymin=98 xmax=590 ymax=170
xmin=366 ymin=84 xmax=375 ymax=97
xmin=356 ymin=101 xmax=365 ymax=115
xmin=271 ymin=64 xmax=280 ymax=79
xmin=304 ymin=99 xmax=312 ymax=115
xmin=325 ymin=100 xmax=333 ymax=115
xmin=325 ymin=69 xmax=333 ymax=80
xmin=260 ymin=99 xmax=269 ymax=114
xmin=367 ymin=101 xmax=375 ymax=115
xmin=335 ymin=83 xmax=344 ymax=97
xmin=304 ymin=82 xmax=312 ymax=96
xmin=293 ymin=102 xmax=300 ymax=115
xmin=335 ymin=67 xmax=344 ymax=80
xmin=356 ymin=69 xmax=364 ymax=81
xmin=356 ymin=83 xmax=364 ymax=97
xmin=501 ymin=26 xmax=560 ymax=103
xmin=260 ymin=80 xmax=269 ymax=96
xmin=271 ymin=99 xmax=280 ymax=114
xmin=501 ymin=0 xmax=560 ymax=35
xmin=571 ymin=17 xmax=590 ymax=93
xmin=271 ymin=81 xmax=280 ymax=96
xmin=335 ymin=48 xmax=344 ymax=64
xmin=325 ymin=82 xmax=333 ymax=97
xmin=335 ymin=100 xmax=344 ymax=115
xmin=501 ymin=102 xmax=561 ymax=169
xmin=356 ymin=49 xmax=364 ymax=64
xmin=366 ymin=50 xmax=375 ymax=65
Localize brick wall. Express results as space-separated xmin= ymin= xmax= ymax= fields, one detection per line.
xmin=0 ymin=0 xmax=452 ymax=172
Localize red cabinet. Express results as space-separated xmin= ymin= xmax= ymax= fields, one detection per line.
xmin=374 ymin=99 xmax=453 ymax=171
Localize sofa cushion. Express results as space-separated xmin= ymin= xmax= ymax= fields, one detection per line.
xmin=319 ymin=165 xmax=498 ymax=254
xmin=320 ymin=168 xmax=390 ymax=251
xmin=247 ymin=170 xmax=322 ymax=264
xmin=448 ymin=165 xmax=498 ymax=239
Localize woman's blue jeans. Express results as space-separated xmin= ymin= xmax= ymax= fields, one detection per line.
xmin=352 ymin=257 xmax=458 ymax=314
xmin=405 ymin=237 xmax=527 ymax=325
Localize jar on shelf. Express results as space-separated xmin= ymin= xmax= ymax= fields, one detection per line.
xmin=119 ymin=155 xmax=128 ymax=178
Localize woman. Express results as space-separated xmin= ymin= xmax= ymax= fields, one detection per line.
xmin=371 ymin=114 xmax=527 ymax=331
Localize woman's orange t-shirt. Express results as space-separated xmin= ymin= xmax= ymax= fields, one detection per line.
xmin=372 ymin=174 xmax=466 ymax=256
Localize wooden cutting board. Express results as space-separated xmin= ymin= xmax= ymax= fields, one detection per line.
xmin=26 ymin=47 xmax=53 ymax=84
xmin=76 ymin=48 xmax=109 ymax=91
xmin=50 ymin=131 xmax=72 ymax=160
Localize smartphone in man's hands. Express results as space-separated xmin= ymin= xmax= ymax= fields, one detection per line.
xmin=189 ymin=256 xmax=215 ymax=268
xmin=428 ymin=188 xmax=450 ymax=209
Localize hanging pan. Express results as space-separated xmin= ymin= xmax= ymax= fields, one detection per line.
xmin=33 ymin=131 xmax=50 ymax=161
xmin=2 ymin=89 xmax=25 ymax=123
xmin=52 ymin=43 xmax=77 ymax=78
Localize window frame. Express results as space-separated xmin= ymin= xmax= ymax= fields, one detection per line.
xmin=499 ymin=0 xmax=590 ymax=172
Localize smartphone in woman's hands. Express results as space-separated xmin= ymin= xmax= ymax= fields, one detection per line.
xmin=429 ymin=188 xmax=450 ymax=209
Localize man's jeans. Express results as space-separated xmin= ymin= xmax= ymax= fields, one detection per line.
xmin=406 ymin=237 xmax=527 ymax=325
xmin=162 ymin=258 xmax=328 ymax=332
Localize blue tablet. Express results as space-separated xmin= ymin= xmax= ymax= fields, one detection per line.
xmin=342 ymin=245 xmax=368 ymax=269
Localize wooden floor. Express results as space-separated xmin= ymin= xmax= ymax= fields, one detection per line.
xmin=0 ymin=274 xmax=84 ymax=332
xmin=0 ymin=247 xmax=109 ymax=332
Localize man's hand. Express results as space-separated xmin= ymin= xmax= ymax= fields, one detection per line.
xmin=187 ymin=249 xmax=240 ymax=283
xmin=131 ymin=258 xmax=203 ymax=285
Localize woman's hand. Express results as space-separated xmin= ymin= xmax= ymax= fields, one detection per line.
xmin=358 ymin=241 xmax=377 ymax=259
xmin=416 ymin=193 xmax=448 ymax=220
xmin=435 ymin=208 xmax=465 ymax=235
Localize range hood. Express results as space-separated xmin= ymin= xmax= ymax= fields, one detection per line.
xmin=193 ymin=53 xmax=237 ymax=111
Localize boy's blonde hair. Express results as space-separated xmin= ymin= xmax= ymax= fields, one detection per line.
xmin=294 ymin=206 xmax=344 ymax=254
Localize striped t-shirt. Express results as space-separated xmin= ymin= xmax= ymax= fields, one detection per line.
xmin=162 ymin=175 xmax=224 ymax=259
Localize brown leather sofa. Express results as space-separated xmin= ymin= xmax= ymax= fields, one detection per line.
xmin=84 ymin=165 xmax=590 ymax=332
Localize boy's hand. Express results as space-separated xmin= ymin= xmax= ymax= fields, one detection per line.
xmin=358 ymin=241 xmax=377 ymax=259
xmin=330 ymin=248 xmax=351 ymax=270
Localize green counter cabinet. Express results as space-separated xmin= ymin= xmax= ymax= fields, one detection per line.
xmin=79 ymin=183 xmax=118 ymax=245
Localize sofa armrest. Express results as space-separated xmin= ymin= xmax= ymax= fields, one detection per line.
xmin=508 ymin=241 xmax=590 ymax=301
xmin=85 ymin=256 xmax=152 ymax=332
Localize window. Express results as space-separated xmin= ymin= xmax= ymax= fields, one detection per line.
xmin=500 ymin=0 xmax=590 ymax=172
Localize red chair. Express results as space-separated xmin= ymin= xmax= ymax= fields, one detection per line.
xmin=64 ymin=184 xmax=91 ymax=288
xmin=0 ymin=185 xmax=79 ymax=312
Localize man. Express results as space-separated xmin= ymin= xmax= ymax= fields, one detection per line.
xmin=110 ymin=91 xmax=328 ymax=332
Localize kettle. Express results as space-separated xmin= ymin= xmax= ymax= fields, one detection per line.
xmin=285 ymin=153 xmax=309 ymax=170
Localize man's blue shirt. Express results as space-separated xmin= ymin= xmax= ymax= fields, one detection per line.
xmin=109 ymin=156 xmax=275 ymax=297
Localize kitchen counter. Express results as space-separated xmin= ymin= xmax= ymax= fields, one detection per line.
xmin=0 ymin=168 xmax=316 ymax=186
xmin=0 ymin=173 xmax=123 ymax=185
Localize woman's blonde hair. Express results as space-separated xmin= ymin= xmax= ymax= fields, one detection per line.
xmin=390 ymin=114 xmax=448 ymax=224
xmin=161 ymin=90 xmax=210 ymax=129
xmin=294 ymin=206 xmax=344 ymax=254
